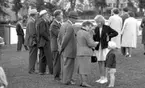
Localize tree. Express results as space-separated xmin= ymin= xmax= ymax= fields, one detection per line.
xmin=138 ymin=0 xmax=145 ymax=12
xmin=116 ymin=0 xmax=119 ymax=8
xmin=128 ymin=0 xmax=134 ymax=8
xmin=0 ymin=0 xmax=9 ymax=16
xmin=36 ymin=0 xmax=45 ymax=12
xmin=12 ymin=0 xmax=22 ymax=19
xmin=69 ymin=0 xmax=76 ymax=11
xmin=94 ymin=0 xmax=107 ymax=14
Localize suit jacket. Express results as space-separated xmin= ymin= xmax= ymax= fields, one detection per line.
xmin=16 ymin=23 xmax=24 ymax=36
xmin=24 ymin=17 xmax=37 ymax=46
xmin=77 ymin=28 xmax=97 ymax=56
xmin=50 ymin=20 xmax=61 ymax=51
xmin=61 ymin=20 xmax=77 ymax=58
xmin=93 ymin=25 xmax=118 ymax=50
xmin=36 ymin=18 xmax=51 ymax=48
xmin=57 ymin=22 xmax=67 ymax=45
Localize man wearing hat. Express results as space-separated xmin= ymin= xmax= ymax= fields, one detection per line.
xmin=36 ymin=10 xmax=53 ymax=75
xmin=25 ymin=9 xmax=38 ymax=74
xmin=60 ymin=11 xmax=79 ymax=85
xmin=50 ymin=10 xmax=63 ymax=81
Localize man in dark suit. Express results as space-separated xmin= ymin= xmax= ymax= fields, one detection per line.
xmin=24 ymin=9 xmax=38 ymax=74
xmin=50 ymin=10 xmax=63 ymax=81
xmin=60 ymin=11 xmax=79 ymax=85
xmin=16 ymin=18 xmax=28 ymax=51
xmin=36 ymin=10 xmax=53 ymax=75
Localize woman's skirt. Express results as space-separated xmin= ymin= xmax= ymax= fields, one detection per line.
xmin=94 ymin=45 xmax=108 ymax=61
xmin=76 ymin=56 xmax=91 ymax=75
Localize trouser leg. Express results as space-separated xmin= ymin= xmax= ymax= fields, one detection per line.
xmin=17 ymin=35 xmax=23 ymax=51
xmin=44 ymin=43 xmax=53 ymax=74
xmin=62 ymin=57 xmax=75 ymax=83
xmin=39 ymin=47 xmax=47 ymax=73
xmin=28 ymin=45 xmax=38 ymax=73
xmin=121 ymin=47 xmax=126 ymax=55
xmin=53 ymin=51 xmax=61 ymax=79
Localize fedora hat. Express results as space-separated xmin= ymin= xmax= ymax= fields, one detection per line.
xmin=68 ymin=11 xmax=79 ymax=19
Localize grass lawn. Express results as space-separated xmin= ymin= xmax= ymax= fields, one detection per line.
xmin=0 ymin=36 xmax=145 ymax=88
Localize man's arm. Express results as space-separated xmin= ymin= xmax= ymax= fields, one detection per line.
xmin=50 ymin=23 xmax=60 ymax=37
xmin=61 ymin=25 xmax=73 ymax=52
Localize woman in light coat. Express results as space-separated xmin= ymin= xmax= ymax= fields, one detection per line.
xmin=108 ymin=8 xmax=122 ymax=49
xmin=76 ymin=21 xmax=98 ymax=87
xmin=121 ymin=11 xmax=139 ymax=57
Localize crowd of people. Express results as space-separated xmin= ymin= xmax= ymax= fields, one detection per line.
xmin=14 ymin=7 xmax=143 ymax=88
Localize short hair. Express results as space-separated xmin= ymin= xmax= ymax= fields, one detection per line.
xmin=17 ymin=17 xmax=23 ymax=21
xmin=30 ymin=13 xmax=36 ymax=17
xmin=123 ymin=7 xmax=128 ymax=12
xmin=53 ymin=10 xmax=62 ymax=17
xmin=94 ymin=15 xmax=105 ymax=24
xmin=128 ymin=11 xmax=135 ymax=17
xmin=112 ymin=8 xmax=119 ymax=14
xmin=82 ymin=21 xmax=93 ymax=27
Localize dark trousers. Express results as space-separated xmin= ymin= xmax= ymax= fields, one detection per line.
xmin=39 ymin=42 xmax=53 ymax=74
xmin=52 ymin=51 xmax=61 ymax=79
xmin=28 ymin=45 xmax=38 ymax=72
xmin=121 ymin=47 xmax=126 ymax=55
xmin=17 ymin=35 xmax=28 ymax=51
xmin=121 ymin=35 xmax=126 ymax=55
xmin=62 ymin=57 xmax=75 ymax=83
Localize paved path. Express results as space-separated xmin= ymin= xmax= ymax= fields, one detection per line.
xmin=1 ymin=36 xmax=145 ymax=88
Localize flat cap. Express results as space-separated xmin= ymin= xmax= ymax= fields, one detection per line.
xmin=39 ymin=10 xmax=47 ymax=16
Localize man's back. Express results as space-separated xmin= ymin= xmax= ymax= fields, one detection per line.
xmin=61 ymin=21 xmax=77 ymax=58
xmin=108 ymin=15 xmax=122 ymax=33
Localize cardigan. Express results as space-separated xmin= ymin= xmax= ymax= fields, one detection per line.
xmin=93 ymin=25 xmax=118 ymax=50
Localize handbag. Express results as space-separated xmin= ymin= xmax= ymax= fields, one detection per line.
xmin=91 ymin=50 xmax=97 ymax=63
xmin=91 ymin=56 xmax=97 ymax=63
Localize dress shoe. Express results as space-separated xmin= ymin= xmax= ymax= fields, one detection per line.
xmin=108 ymin=84 xmax=114 ymax=87
xmin=99 ymin=77 xmax=108 ymax=84
xmin=70 ymin=80 xmax=75 ymax=85
xmin=64 ymin=81 xmax=71 ymax=85
xmin=28 ymin=71 xmax=37 ymax=74
xmin=64 ymin=81 xmax=75 ymax=85
xmin=39 ymin=72 xmax=49 ymax=75
xmin=54 ymin=77 xmax=61 ymax=82
xmin=80 ymin=83 xmax=92 ymax=87
xmin=95 ymin=78 xmax=102 ymax=83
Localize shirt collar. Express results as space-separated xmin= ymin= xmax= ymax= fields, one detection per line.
xmin=55 ymin=19 xmax=61 ymax=24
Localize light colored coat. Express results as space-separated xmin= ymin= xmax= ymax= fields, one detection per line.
xmin=108 ymin=14 xmax=122 ymax=48
xmin=77 ymin=28 xmax=97 ymax=56
xmin=61 ymin=20 xmax=77 ymax=58
xmin=121 ymin=17 xmax=139 ymax=48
